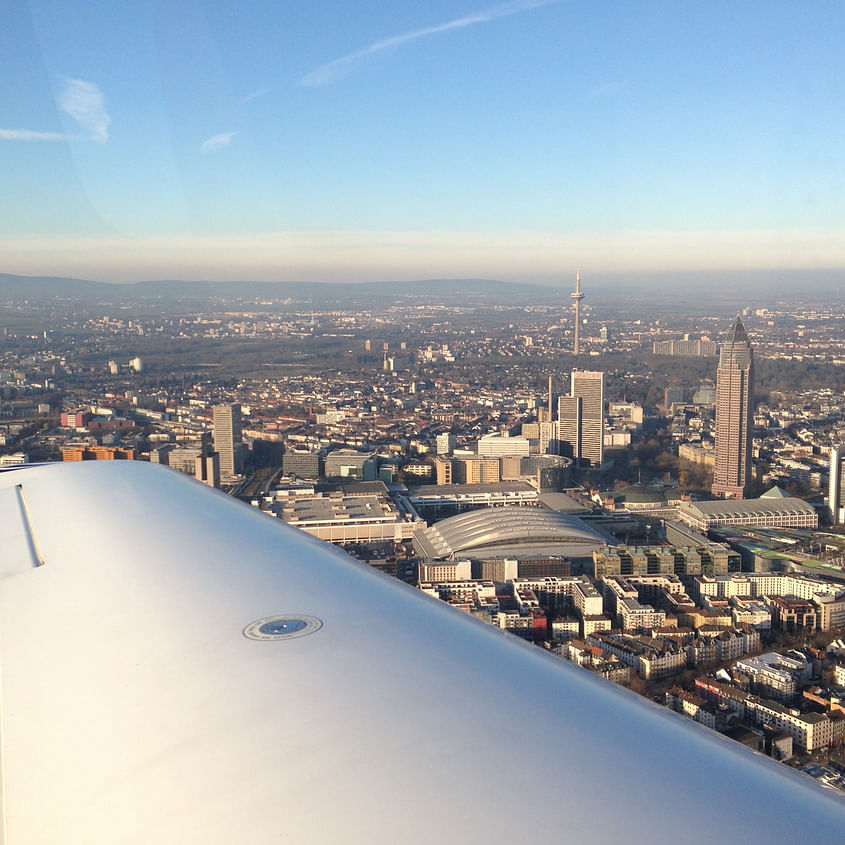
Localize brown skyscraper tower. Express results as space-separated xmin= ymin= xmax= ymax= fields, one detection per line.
xmin=712 ymin=316 xmax=753 ymax=499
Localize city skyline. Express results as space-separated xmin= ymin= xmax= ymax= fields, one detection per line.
xmin=6 ymin=235 xmax=845 ymax=817
xmin=2 ymin=2 xmax=845 ymax=282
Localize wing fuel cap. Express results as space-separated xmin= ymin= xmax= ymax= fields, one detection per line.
xmin=243 ymin=614 xmax=323 ymax=641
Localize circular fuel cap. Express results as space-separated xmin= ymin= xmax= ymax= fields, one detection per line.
xmin=243 ymin=614 xmax=323 ymax=641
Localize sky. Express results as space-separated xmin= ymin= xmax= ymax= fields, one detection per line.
xmin=1 ymin=0 xmax=844 ymax=284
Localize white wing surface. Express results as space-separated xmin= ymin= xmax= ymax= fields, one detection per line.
xmin=1 ymin=462 xmax=843 ymax=843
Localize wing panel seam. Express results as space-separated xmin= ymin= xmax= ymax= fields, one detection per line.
xmin=15 ymin=484 xmax=45 ymax=567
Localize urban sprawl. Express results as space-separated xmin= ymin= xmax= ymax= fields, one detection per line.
xmin=4 ymin=276 xmax=845 ymax=790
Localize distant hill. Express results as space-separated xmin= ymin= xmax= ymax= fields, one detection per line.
xmin=0 ymin=274 xmax=110 ymax=298
xmin=5 ymin=269 xmax=840 ymax=312
xmin=0 ymin=274 xmax=561 ymax=306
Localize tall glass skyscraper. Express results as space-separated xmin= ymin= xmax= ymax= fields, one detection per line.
xmin=712 ymin=317 xmax=753 ymax=499
xmin=557 ymin=370 xmax=604 ymax=468
xmin=829 ymin=445 xmax=845 ymax=524
xmin=212 ymin=403 xmax=243 ymax=480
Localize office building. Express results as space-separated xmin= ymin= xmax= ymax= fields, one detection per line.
xmin=195 ymin=452 xmax=220 ymax=487
xmin=194 ymin=432 xmax=220 ymax=489
xmin=153 ymin=444 xmax=199 ymax=474
xmin=324 ymin=449 xmax=377 ymax=481
xmin=419 ymin=560 xmax=473 ymax=583
xmin=558 ymin=370 xmax=604 ymax=468
xmin=213 ymin=403 xmax=243 ymax=480
xmin=538 ymin=421 xmax=556 ymax=455
xmin=277 ymin=490 xmax=421 ymax=544
xmin=432 ymin=456 xmax=453 ymax=485
xmin=477 ymin=432 xmax=530 ymax=458
xmin=282 ymin=450 xmax=321 ymax=479
xmin=653 ymin=336 xmax=717 ymax=357
xmin=693 ymin=380 xmax=716 ymax=405
xmin=712 ymin=317 xmax=754 ymax=498
xmin=829 ymin=445 xmax=845 ymax=524
xmin=664 ymin=387 xmax=685 ymax=409
xmin=62 ymin=446 xmax=135 ymax=461
xmin=407 ymin=482 xmax=539 ymax=520
xmin=557 ymin=395 xmax=580 ymax=460
xmin=453 ymin=457 xmax=500 ymax=484
xmin=61 ymin=410 xmax=92 ymax=428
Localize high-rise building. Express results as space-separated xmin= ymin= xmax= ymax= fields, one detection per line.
xmin=558 ymin=370 xmax=604 ymax=468
xmin=213 ymin=403 xmax=243 ymax=480
xmin=573 ymin=370 xmax=604 ymax=468
xmin=557 ymin=395 xmax=581 ymax=461
xmin=195 ymin=432 xmax=220 ymax=489
xmin=712 ymin=317 xmax=753 ymax=499
xmin=539 ymin=421 xmax=556 ymax=455
xmin=829 ymin=445 xmax=845 ymax=524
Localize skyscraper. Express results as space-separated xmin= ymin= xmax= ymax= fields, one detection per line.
xmin=829 ymin=445 xmax=845 ymax=524
xmin=557 ymin=370 xmax=604 ymax=468
xmin=557 ymin=395 xmax=581 ymax=461
xmin=194 ymin=432 xmax=220 ymax=489
xmin=712 ymin=317 xmax=753 ymax=499
xmin=213 ymin=403 xmax=243 ymax=480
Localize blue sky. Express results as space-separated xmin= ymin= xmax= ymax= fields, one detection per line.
xmin=2 ymin=0 xmax=844 ymax=283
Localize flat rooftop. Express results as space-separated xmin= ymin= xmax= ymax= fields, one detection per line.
xmin=408 ymin=481 xmax=537 ymax=496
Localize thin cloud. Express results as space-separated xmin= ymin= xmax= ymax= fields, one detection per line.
xmin=0 ymin=77 xmax=110 ymax=142
xmin=240 ymin=87 xmax=272 ymax=105
xmin=300 ymin=0 xmax=559 ymax=86
xmin=0 ymin=129 xmax=74 ymax=141
xmin=200 ymin=131 xmax=238 ymax=152
xmin=58 ymin=77 xmax=110 ymax=142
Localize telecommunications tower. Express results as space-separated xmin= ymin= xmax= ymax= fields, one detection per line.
xmin=571 ymin=270 xmax=585 ymax=355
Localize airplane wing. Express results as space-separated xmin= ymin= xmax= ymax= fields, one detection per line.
xmin=1 ymin=461 xmax=843 ymax=843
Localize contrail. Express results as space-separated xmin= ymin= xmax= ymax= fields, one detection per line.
xmin=300 ymin=0 xmax=559 ymax=86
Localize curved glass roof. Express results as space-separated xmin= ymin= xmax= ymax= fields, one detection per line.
xmin=416 ymin=507 xmax=606 ymax=558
